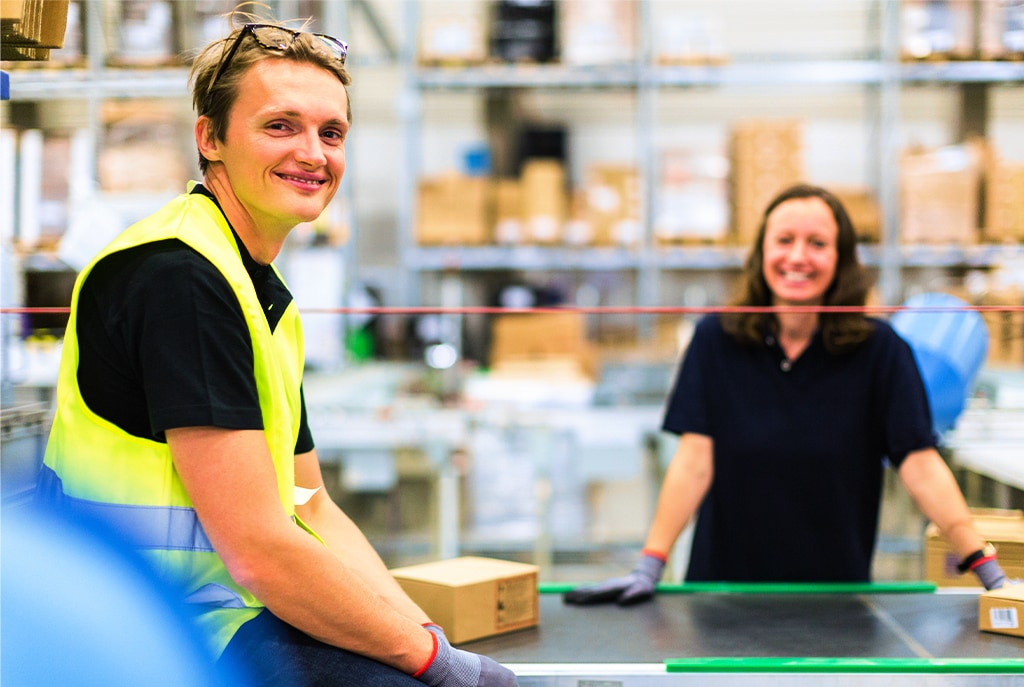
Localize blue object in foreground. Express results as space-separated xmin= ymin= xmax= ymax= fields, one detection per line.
xmin=1 ymin=511 xmax=237 ymax=687
xmin=890 ymin=292 xmax=989 ymax=436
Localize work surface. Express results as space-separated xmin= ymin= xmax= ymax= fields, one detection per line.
xmin=461 ymin=587 xmax=1024 ymax=686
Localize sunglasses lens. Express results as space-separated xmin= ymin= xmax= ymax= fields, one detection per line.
xmin=251 ymin=25 xmax=296 ymax=50
xmin=314 ymin=35 xmax=348 ymax=63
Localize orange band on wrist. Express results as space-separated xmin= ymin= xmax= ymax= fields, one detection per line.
xmin=411 ymin=628 xmax=438 ymax=678
xmin=969 ymin=554 xmax=997 ymax=572
xmin=642 ymin=548 xmax=668 ymax=562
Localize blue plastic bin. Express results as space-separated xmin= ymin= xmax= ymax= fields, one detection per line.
xmin=890 ymin=293 xmax=988 ymax=435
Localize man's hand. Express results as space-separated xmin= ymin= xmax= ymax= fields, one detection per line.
xmin=563 ymin=552 xmax=666 ymax=606
xmin=415 ymin=624 xmax=518 ymax=687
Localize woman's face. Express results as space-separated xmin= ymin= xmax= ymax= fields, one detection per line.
xmin=761 ymin=197 xmax=839 ymax=307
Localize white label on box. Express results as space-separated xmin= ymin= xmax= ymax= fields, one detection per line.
xmin=496 ymin=576 xmax=536 ymax=629
xmin=990 ymin=607 xmax=1019 ymax=630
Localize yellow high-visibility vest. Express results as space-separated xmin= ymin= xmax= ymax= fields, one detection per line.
xmin=41 ymin=184 xmax=311 ymax=656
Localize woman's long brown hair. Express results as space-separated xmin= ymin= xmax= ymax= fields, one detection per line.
xmin=721 ymin=183 xmax=874 ymax=354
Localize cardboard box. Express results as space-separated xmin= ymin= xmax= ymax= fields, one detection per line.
xmin=581 ymin=164 xmax=641 ymax=247
xmin=520 ymin=159 xmax=567 ymax=244
xmin=728 ymin=118 xmax=805 ymax=246
xmin=560 ymin=0 xmax=637 ymax=66
xmin=899 ymin=142 xmax=982 ymax=245
xmin=489 ymin=312 xmax=597 ymax=380
xmin=925 ymin=509 xmax=1024 ymax=588
xmin=979 ymin=583 xmax=1024 ymax=639
xmin=979 ymin=289 xmax=1024 ymax=367
xmin=493 ymin=178 xmax=523 ymax=244
xmin=391 ymin=557 xmax=539 ymax=644
xmin=419 ymin=14 xmax=487 ymax=66
xmin=832 ymin=187 xmax=881 ymax=244
xmin=416 ymin=174 xmax=492 ymax=246
xmin=1 ymin=0 xmax=69 ymax=60
xmin=984 ymin=154 xmax=1024 ymax=244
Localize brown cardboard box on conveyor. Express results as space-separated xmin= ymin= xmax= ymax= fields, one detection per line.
xmin=391 ymin=557 xmax=539 ymax=644
xmin=979 ymin=583 xmax=1024 ymax=639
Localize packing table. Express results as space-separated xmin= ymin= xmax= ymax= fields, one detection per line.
xmin=459 ymin=584 xmax=1024 ymax=686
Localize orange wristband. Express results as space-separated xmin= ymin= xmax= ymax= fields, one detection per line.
xmin=411 ymin=627 xmax=438 ymax=678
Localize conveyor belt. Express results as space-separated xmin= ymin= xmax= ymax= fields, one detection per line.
xmin=458 ymin=585 xmax=1024 ymax=686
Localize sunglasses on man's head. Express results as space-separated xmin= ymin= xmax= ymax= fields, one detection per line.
xmin=209 ymin=23 xmax=348 ymax=94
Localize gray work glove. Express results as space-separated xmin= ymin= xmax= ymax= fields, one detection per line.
xmin=973 ymin=558 xmax=1009 ymax=590
xmin=563 ymin=552 xmax=666 ymax=606
xmin=417 ymin=623 xmax=519 ymax=687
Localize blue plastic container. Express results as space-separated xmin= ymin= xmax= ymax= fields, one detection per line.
xmin=890 ymin=293 xmax=988 ymax=435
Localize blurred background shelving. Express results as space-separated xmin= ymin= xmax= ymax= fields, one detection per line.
xmin=3 ymin=0 xmax=1024 ymax=581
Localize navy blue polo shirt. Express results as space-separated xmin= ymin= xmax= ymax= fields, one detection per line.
xmin=662 ymin=314 xmax=935 ymax=582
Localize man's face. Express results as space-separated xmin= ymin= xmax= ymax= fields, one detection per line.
xmin=210 ymin=58 xmax=349 ymax=238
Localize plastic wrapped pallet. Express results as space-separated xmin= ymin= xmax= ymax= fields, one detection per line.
xmin=900 ymin=0 xmax=974 ymax=60
xmin=979 ymin=0 xmax=1024 ymax=60
xmin=559 ymin=0 xmax=636 ymax=66
xmin=654 ymin=149 xmax=729 ymax=245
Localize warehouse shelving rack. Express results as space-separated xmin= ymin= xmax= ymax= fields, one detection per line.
xmin=3 ymin=0 xmax=1024 ymax=314
xmin=395 ymin=0 xmax=1024 ymax=314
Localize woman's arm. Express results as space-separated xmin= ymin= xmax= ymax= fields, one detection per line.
xmin=643 ymin=432 xmax=714 ymax=556
xmin=897 ymin=447 xmax=984 ymax=557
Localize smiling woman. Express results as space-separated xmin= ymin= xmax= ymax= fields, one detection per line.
xmin=563 ymin=183 xmax=1010 ymax=605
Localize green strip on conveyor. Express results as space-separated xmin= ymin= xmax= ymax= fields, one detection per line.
xmin=664 ymin=657 xmax=1024 ymax=674
xmin=539 ymin=581 xmax=938 ymax=594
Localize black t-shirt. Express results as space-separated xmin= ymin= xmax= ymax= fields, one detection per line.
xmin=661 ymin=314 xmax=935 ymax=583
xmin=75 ymin=185 xmax=314 ymax=453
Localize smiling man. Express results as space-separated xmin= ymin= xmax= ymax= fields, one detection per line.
xmin=38 ymin=11 xmax=517 ymax=687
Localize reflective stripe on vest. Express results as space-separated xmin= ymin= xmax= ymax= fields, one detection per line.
xmin=36 ymin=465 xmax=214 ymax=552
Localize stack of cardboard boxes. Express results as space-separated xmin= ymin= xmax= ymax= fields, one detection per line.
xmin=417 ymin=160 xmax=640 ymax=249
xmin=979 ymin=287 xmax=1024 ymax=369
xmin=899 ymin=142 xmax=984 ymax=245
xmin=1 ymin=0 xmax=69 ymax=60
xmin=728 ymin=118 xmax=805 ymax=247
xmin=416 ymin=173 xmax=493 ymax=246
xmin=985 ymin=149 xmax=1024 ymax=244
xmin=488 ymin=312 xmax=596 ymax=381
